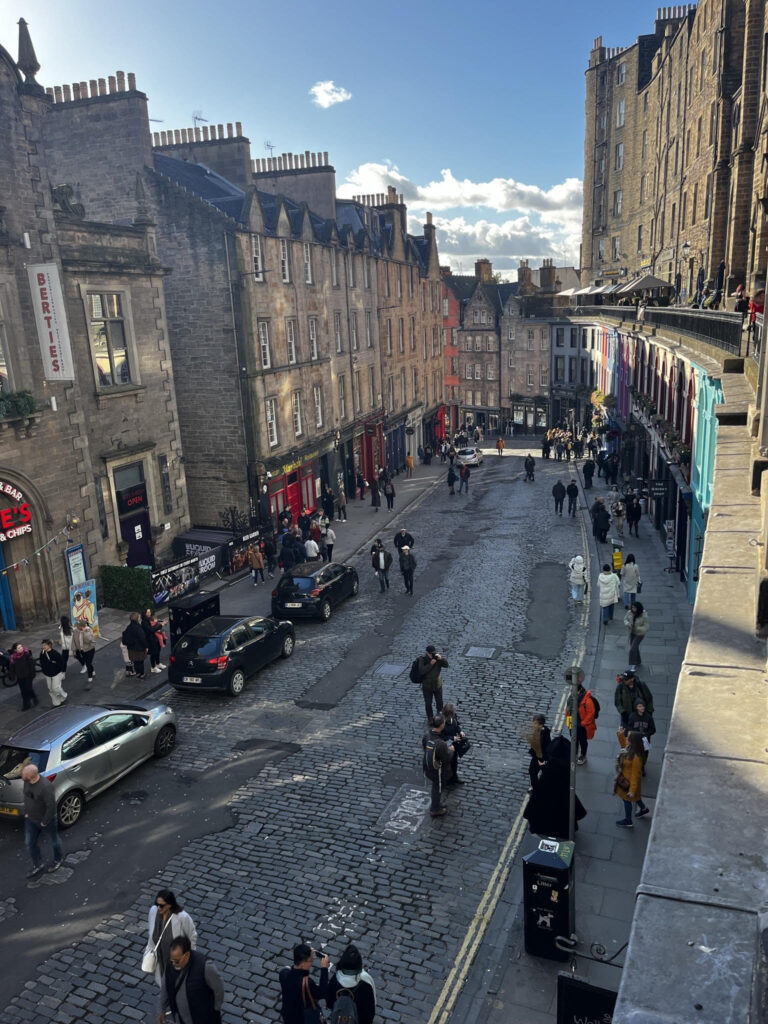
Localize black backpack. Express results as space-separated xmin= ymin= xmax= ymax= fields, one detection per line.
xmin=424 ymin=737 xmax=440 ymax=773
xmin=330 ymin=987 xmax=358 ymax=1024
xmin=409 ymin=658 xmax=422 ymax=684
xmin=592 ymin=694 xmax=601 ymax=719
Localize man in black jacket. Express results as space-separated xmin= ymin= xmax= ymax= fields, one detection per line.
xmin=414 ymin=644 xmax=448 ymax=721
xmin=279 ymin=943 xmax=329 ymax=1024
xmin=393 ymin=527 xmax=414 ymax=552
xmin=158 ymin=936 xmax=224 ymax=1024
xmin=422 ymin=714 xmax=455 ymax=817
xmin=566 ymin=479 xmax=579 ymax=517
xmin=39 ymin=639 xmax=67 ymax=706
xmin=552 ymin=480 xmax=566 ymax=515
xmin=22 ymin=764 xmax=63 ymax=878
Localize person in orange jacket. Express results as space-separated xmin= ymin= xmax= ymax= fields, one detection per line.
xmin=496 ymin=437 xmax=505 ymax=456
xmin=566 ymin=683 xmax=599 ymax=766
xmin=615 ymin=729 xmax=650 ymax=828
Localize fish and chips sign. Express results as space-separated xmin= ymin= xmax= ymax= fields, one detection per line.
xmin=27 ymin=263 xmax=75 ymax=380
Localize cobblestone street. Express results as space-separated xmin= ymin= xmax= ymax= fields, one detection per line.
xmin=2 ymin=453 xmax=591 ymax=1024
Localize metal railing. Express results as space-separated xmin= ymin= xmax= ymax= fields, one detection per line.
xmin=639 ymin=308 xmax=743 ymax=354
xmin=566 ymin=305 xmax=627 ymax=320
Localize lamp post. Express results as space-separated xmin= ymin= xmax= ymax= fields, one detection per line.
xmin=679 ymin=241 xmax=691 ymax=305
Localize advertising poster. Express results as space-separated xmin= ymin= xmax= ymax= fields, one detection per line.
xmin=226 ymin=530 xmax=261 ymax=576
xmin=151 ymin=556 xmax=200 ymax=606
xmin=69 ymin=579 xmax=99 ymax=638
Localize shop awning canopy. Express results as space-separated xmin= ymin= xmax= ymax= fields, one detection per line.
xmin=557 ymin=287 xmax=577 ymax=296
xmin=619 ymin=273 xmax=672 ymax=293
xmin=573 ymin=286 xmax=594 ymax=295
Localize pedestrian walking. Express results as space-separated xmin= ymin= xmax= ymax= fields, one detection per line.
xmin=448 ymin=445 xmax=456 ymax=466
xmin=321 ymin=486 xmax=335 ymax=523
xmin=394 ymin=527 xmax=414 ymax=553
xmin=442 ymin=701 xmax=469 ymax=786
xmin=336 ymin=486 xmax=348 ymax=522
xmin=142 ymin=609 xmax=166 ymax=674
xmin=369 ymin=479 xmax=381 ymax=512
xmin=412 ymin=644 xmax=447 ymax=720
xmin=122 ymin=613 xmax=147 ymax=680
xmin=370 ymin=538 xmax=392 ymax=592
xmin=614 ymin=730 xmax=650 ymax=828
xmin=624 ymin=601 xmax=650 ymax=669
xmin=596 ymin=501 xmax=611 ymax=542
xmin=9 ymin=643 xmax=39 ymax=711
xmin=620 ymin=554 xmax=642 ymax=607
xmin=383 ymin=477 xmax=396 ymax=511
xmin=356 ymin=471 xmax=366 ymax=500
xmin=525 ymin=713 xmax=551 ymax=792
xmin=496 ymin=437 xmax=505 ymax=456
xmin=524 ymin=454 xmax=535 ymax=481
xmin=59 ymin=615 xmax=73 ymax=673
xmin=566 ymin=683 xmax=599 ymax=765
xmin=524 ymin=735 xmax=587 ymax=839
xmin=458 ymin=464 xmax=470 ymax=493
xmin=297 ymin=509 xmax=312 ymax=541
xmin=399 ymin=545 xmax=417 ymax=595
xmin=279 ymin=943 xmax=329 ymax=1024
xmin=447 ymin=465 xmax=457 ymax=495
xmin=21 ymin=764 xmax=63 ymax=878
xmin=405 ymin=452 xmax=415 ymax=477
xmin=598 ymin=564 xmax=621 ymax=624
xmin=568 ymin=554 xmax=588 ymax=602
xmin=158 ymin=935 xmax=224 ymax=1024
xmin=144 ymin=890 xmax=198 ymax=987
xmin=627 ymin=698 xmax=656 ymax=775
xmin=614 ymin=669 xmax=654 ymax=728
xmin=611 ymin=497 xmax=626 ymax=537
xmin=262 ymin=535 xmax=277 ymax=578
xmin=552 ymin=480 xmax=566 ymax=515
xmin=582 ymin=458 xmax=595 ymax=490
xmin=304 ymin=536 xmax=320 ymax=561
xmin=324 ymin=525 xmax=336 ymax=563
xmin=626 ymin=495 xmax=641 ymax=537
xmin=422 ymin=713 xmax=454 ymax=817
xmin=72 ymin=619 xmax=96 ymax=685
xmin=566 ymin=479 xmax=579 ymax=517
xmin=326 ymin=944 xmax=377 ymax=1024
xmin=248 ymin=546 xmax=265 ymax=584
xmin=39 ymin=640 xmax=67 ymax=706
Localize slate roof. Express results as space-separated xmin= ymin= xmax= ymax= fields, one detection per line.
xmin=153 ymin=153 xmax=246 ymax=221
xmin=444 ymin=275 xmax=479 ymax=304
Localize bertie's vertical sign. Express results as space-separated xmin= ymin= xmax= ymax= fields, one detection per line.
xmin=27 ymin=263 xmax=75 ymax=380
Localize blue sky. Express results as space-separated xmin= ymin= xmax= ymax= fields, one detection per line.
xmin=2 ymin=1 xmax=662 ymax=275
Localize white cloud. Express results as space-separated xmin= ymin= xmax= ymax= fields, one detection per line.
xmin=338 ymin=161 xmax=582 ymax=267
xmin=309 ymin=80 xmax=352 ymax=108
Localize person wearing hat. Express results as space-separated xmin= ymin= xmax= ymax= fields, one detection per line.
xmin=393 ymin=527 xmax=414 ymax=552
xmin=326 ymin=944 xmax=376 ymax=1024
xmin=413 ymin=644 xmax=448 ymax=721
xmin=614 ymin=670 xmax=654 ymax=728
xmin=398 ymin=544 xmax=417 ymax=596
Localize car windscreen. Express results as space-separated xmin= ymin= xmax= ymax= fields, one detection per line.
xmin=280 ymin=577 xmax=316 ymax=594
xmin=458 ymin=449 xmax=474 ymax=456
xmin=0 ymin=744 xmax=49 ymax=778
xmin=174 ymin=635 xmax=221 ymax=659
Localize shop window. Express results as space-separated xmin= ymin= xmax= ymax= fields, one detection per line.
xmin=88 ymin=293 xmax=133 ymax=386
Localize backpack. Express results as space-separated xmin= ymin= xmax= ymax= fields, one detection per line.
xmin=591 ymin=694 xmax=601 ymax=719
xmin=424 ymin=737 xmax=440 ymax=773
xmin=330 ymin=987 xmax=358 ymax=1024
xmin=409 ymin=658 xmax=423 ymax=684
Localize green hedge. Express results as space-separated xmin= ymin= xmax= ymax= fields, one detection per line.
xmin=99 ymin=564 xmax=151 ymax=612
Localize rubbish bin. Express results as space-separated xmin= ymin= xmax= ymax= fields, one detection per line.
xmin=522 ymin=838 xmax=575 ymax=961
xmin=168 ymin=590 xmax=220 ymax=645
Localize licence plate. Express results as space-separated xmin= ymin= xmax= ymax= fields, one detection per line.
xmin=0 ymin=806 xmax=20 ymax=816
xmin=285 ymin=602 xmax=302 ymax=609
xmin=182 ymin=676 xmax=201 ymax=684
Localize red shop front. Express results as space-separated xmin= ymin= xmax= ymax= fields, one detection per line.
xmin=267 ymin=460 xmax=317 ymax=527
xmin=360 ymin=421 xmax=384 ymax=483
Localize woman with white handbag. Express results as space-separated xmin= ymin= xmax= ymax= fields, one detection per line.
xmin=143 ymin=889 xmax=198 ymax=986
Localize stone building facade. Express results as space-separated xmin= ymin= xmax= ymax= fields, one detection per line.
xmin=581 ymin=2 xmax=760 ymax=298
xmin=41 ymin=77 xmax=444 ymax=527
xmin=0 ymin=25 xmax=189 ymax=628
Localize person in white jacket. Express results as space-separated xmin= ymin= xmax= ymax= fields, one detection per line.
xmin=145 ymin=889 xmax=197 ymax=987
xmin=598 ymin=564 xmax=621 ymax=624
xmin=620 ymin=554 xmax=642 ymax=607
xmin=568 ymin=555 xmax=588 ymax=602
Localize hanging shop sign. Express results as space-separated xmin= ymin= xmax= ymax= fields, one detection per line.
xmin=0 ymin=484 xmax=33 ymax=542
xmin=27 ymin=263 xmax=76 ymax=380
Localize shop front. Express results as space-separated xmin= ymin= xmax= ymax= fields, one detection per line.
xmin=0 ymin=474 xmax=58 ymax=630
xmin=360 ymin=419 xmax=385 ymax=486
xmin=265 ymin=450 xmax=322 ymax=528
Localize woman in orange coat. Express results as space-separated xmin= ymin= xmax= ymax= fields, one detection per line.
xmin=615 ymin=730 xmax=650 ymax=828
xmin=567 ymin=684 xmax=598 ymax=766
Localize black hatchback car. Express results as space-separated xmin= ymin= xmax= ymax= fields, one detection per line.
xmin=271 ymin=561 xmax=359 ymax=622
xmin=168 ymin=615 xmax=295 ymax=696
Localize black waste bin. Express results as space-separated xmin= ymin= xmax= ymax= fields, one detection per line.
xmin=168 ymin=590 xmax=220 ymax=645
xmin=522 ymin=838 xmax=575 ymax=961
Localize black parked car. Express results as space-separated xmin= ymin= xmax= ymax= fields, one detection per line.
xmin=168 ymin=615 xmax=295 ymax=696
xmin=271 ymin=561 xmax=359 ymax=622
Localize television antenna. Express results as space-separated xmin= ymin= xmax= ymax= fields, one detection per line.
xmin=264 ymin=140 xmax=275 ymax=157
xmin=192 ymin=110 xmax=208 ymax=127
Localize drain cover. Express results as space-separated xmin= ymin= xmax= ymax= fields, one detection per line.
xmin=465 ymin=646 xmax=496 ymax=659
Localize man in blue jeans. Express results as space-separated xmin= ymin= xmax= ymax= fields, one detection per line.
xmin=458 ymin=464 xmax=470 ymax=493
xmin=22 ymin=764 xmax=63 ymax=878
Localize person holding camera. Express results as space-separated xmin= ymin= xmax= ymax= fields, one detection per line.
xmin=442 ymin=702 xmax=469 ymax=786
xmin=413 ymin=644 xmax=448 ymax=722
xmin=279 ymin=943 xmax=329 ymax=1024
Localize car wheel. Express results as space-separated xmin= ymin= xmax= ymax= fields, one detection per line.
xmin=228 ymin=669 xmax=246 ymax=696
xmin=57 ymin=790 xmax=84 ymax=828
xmin=154 ymin=724 xmax=176 ymax=758
xmin=281 ymin=634 xmax=295 ymax=658
xmin=351 ymin=577 xmax=359 ymax=596
xmin=319 ymin=600 xmax=332 ymax=622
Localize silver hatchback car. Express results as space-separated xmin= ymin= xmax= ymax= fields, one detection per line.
xmin=0 ymin=700 xmax=177 ymax=828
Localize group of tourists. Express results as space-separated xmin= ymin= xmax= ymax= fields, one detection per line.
xmin=8 ymin=615 xmax=97 ymax=710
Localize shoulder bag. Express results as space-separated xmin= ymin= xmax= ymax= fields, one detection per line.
xmin=141 ymin=913 xmax=172 ymax=973
xmin=301 ymin=975 xmax=326 ymax=1024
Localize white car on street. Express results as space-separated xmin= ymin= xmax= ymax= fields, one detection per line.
xmin=455 ymin=447 xmax=484 ymax=466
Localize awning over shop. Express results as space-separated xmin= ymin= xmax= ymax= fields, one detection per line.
xmin=573 ymin=286 xmax=594 ymax=295
xmin=558 ymin=287 xmax=577 ymax=296
xmin=619 ymin=273 xmax=672 ymax=293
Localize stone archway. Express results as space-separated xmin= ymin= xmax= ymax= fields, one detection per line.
xmin=0 ymin=467 xmax=58 ymax=629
